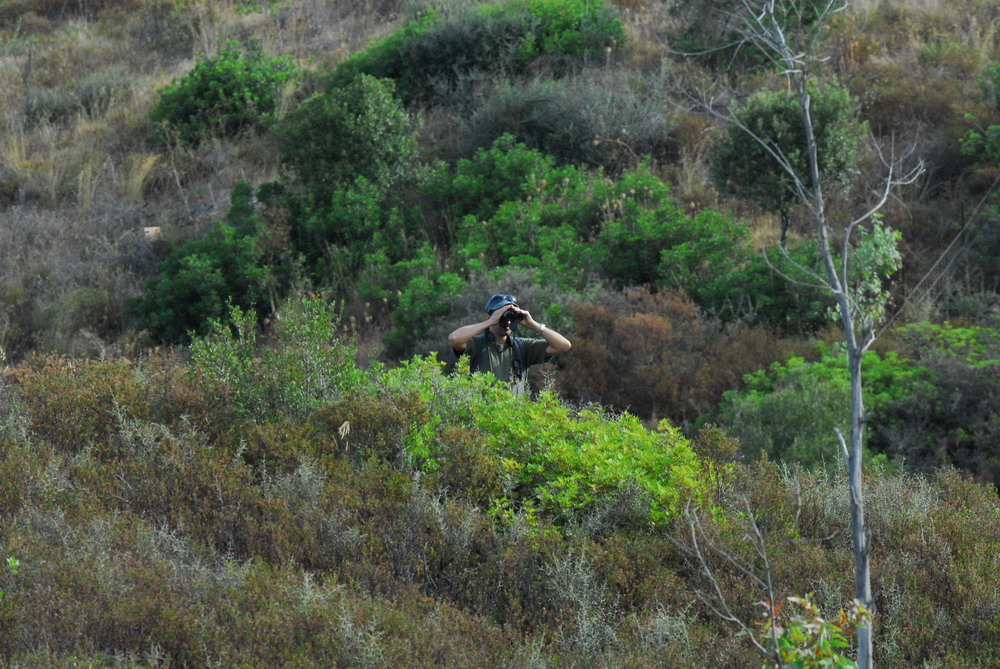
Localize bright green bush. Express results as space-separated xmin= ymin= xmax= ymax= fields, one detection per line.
xmin=381 ymin=356 xmax=705 ymax=525
xmin=149 ymin=39 xmax=297 ymax=145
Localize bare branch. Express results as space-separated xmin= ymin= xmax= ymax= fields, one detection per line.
xmin=761 ymin=243 xmax=830 ymax=292
xmin=877 ymin=170 xmax=1000 ymax=338
xmin=672 ymin=499 xmax=777 ymax=662
xmin=833 ymin=426 xmax=850 ymax=471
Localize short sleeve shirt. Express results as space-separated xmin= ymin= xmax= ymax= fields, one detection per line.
xmin=461 ymin=335 xmax=550 ymax=382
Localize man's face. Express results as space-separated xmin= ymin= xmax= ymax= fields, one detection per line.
xmin=486 ymin=304 xmax=523 ymax=336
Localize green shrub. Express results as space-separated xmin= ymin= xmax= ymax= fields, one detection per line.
xmin=44 ymin=287 xmax=122 ymax=346
xmin=327 ymin=0 xmax=625 ymax=104
xmin=149 ymin=39 xmax=297 ymax=146
xmin=381 ymin=245 xmax=467 ymax=357
xmin=190 ymin=294 xmax=368 ymax=424
xmin=417 ymin=135 xmax=829 ymax=330
xmin=961 ymin=117 xmax=1000 ymax=168
xmin=876 ymin=323 xmax=1000 ymax=484
xmin=713 ymin=345 xmax=930 ymax=469
xmin=277 ymin=74 xmax=420 ymax=194
xmin=0 ymin=282 xmax=37 ymax=361
xmin=127 ymin=182 xmax=273 ymax=343
xmin=980 ymin=62 xmax=1000 ymax=113
xmin=381 ymin=356 xmax=705 ymax=525
xmin=22 ymin=88 xmax=80 ymax=125
xmin=419 ymin=134 xmax=567 ymax=229
xmin=126 ymin=220 xmax=268 ymax=342
xmin=296 ymin=177 xmax=412 ymax=294
xmin=710 ymin=82 xmax=863 ymax=241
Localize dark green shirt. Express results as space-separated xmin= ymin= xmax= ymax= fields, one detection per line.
xmin=461 ymin=334 xmax=550 ymax=382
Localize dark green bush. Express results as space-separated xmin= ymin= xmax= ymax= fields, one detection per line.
xmin=327 ymin=0 xmax=625 ymax=104
xmin=876 ymin=323 xmax=1000 ymax=484
xmin=414 ymin=135 xmax=829 ymax=334
xmin=149 ymin=39 xmax=297 ymax=146
xmin=380 ymin=245 xmax=467 ymax=357
xmin=711 ymin=81 xmax=862 ymax=241
xmin=980 ymin=62 xmax=1000 ymax=113
xmin=419 ymin=134 xmax=567 ymax=229
xmin=277 ymin=74 xmax=420 ymax=194
xmin=127 ymin=182 xmax=272 ymax=343
xmin=961 ymin=122 xmax=1000 ymax=168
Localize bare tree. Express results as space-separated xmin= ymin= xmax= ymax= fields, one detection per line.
xmin=690 ymin=1 xmax=924 ymax=666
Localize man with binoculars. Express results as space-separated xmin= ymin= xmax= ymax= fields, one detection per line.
xmin=448 ymin=294 xmax=572 ymax=383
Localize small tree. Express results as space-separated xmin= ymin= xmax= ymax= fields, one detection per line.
xmin=697 ymin=1 xmax=924 ymax=666
xmin=711 ymin=82 xmax=862 ymax=244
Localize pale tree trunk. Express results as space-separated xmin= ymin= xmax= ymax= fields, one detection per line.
xmin=847 ymin=344 xmax=873 ymax=667
xmin=792 ymin=63 xmax=875 ymax=669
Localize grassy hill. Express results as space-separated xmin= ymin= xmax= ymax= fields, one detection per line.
xmin=1 ymin=0 xmax=999 ymax=665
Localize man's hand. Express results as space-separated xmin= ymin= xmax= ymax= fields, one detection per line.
xmin=512 ymin=307 xmax=539 ymax=331
xmin=489 ymin=305 xmax=514 ymax=327
xmin=514 ymin=307 xmax=571 ymax=356
xmin=449 ymin=306 xmax=512 ymax=354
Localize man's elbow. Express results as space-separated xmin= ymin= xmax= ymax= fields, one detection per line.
xmin=549 ymin=339 xmax=571 ymax=356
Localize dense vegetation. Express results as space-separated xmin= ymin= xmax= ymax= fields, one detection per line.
xmin=0 ymin=0 xmax=998 ymax=665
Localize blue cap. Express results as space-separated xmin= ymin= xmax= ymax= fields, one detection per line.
xmin=485 ymin=294 xmax=518 ymax=313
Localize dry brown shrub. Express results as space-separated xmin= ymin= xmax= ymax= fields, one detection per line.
xmin=557 ymin=286 xmax=811 ymax=425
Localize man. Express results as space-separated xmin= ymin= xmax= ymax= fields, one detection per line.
xmin=448 ymin=294 xmax=571 ymax=383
